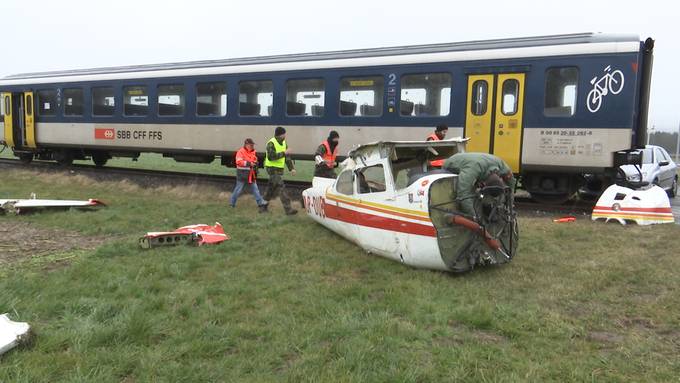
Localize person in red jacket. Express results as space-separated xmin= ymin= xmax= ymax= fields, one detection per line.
xmin=230 ymin=138 xmax=268 ymax=212
xmin=426 ymin=124 xmax=448 ymax=168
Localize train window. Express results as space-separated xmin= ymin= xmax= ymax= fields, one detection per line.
xmin=471 ymin=80 xmax=488 ymax=116
xmin=38 ymin=90 xmax=57 ymax=116
xmin=64 ymin=88 xmax=83 ymax=116
xmin=357 ymin=165 xmax=386 ymax=193
xmin=339 ymin=76 xmax=384 ymax=117
xmin=501 ymin=79 xmax=519 ymax=116
xmin=196 ymin=82 xmax=227 ymax=116
xmin=123 ymin=86 xmax=149 ymax=116
xmin=92 ymin=87 xmax=115 ymax=116
xmin=336 ymin=170 xmax=354 ymax=195
xmin=157 ymin=84 xmax=185 ymax=116
xmin=544 ymin=67 xmax=578 ymax=117
xmin=239 ymin=80 xmax=272 ymax=117
xmin=26 ymin=95 xmax=33 ymax=115
xmin=4 ymin=96 xmax=10 ymax=116
xmin=400 ymin=73 xmax=451 ymax=117
xmin=286 ymin=78 xmax=325 ymax=117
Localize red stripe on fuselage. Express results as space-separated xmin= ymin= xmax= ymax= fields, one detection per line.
xmin=594 ymin=206 xmax=673 ymax=213
xmin=324 ymin=202 xmax=436 ymax=237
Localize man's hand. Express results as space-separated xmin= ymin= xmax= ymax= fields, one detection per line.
xmin=291 ymin=169 xmax=297 ymax=176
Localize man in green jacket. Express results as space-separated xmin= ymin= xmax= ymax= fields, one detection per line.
xmin=263 ymin=126 xmax=298 ymax=215
xmin=443 ymin=152 xmax=515 ymax=218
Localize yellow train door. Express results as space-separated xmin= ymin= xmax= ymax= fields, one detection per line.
xmin=2 ymin=93 xmax=13 ymax=148
xmin=492 ymin=73 xmax=525 ymax=173
xmin=23 ymin=91 xmax=36 ymax=148
xmin=464 ymin=73 xmax=526 ymax=173
xmin=464 ymin=75 xmax=494 ymax=154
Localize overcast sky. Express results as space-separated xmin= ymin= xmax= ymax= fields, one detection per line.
xmin=1 ymin=0 xmax=677 ymax=131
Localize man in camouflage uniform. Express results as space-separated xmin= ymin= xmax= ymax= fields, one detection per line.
xmin=263 ymin=126 xmax=298 ymax=215
xmin=443 ymin=152 xmax=515 ymax=218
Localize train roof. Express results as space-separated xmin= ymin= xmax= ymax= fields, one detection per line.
xmin=1 ymin=33 xmax=642 ymax=84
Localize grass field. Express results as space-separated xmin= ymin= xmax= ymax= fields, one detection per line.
xmin=0 ymin=149 xmax=317 ymax=182
xmin=1 ymin=168 xmax=680 ymax=382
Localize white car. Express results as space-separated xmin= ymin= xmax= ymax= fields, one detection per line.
xmin=619 ymin=145 xmax=678 ymax=197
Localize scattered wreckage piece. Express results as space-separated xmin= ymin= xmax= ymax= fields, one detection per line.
xmin=592 ymin=184 xmax=674 ymax=225
xmin=303 ymin=139 xmax=518 ymax=273
xmin=0 ymin=314 xmax=30 ymax=356
xmin=139 ymin=222 xmax=230 ymax=249
xmin=0 ymin=196 xmax=105 ymax=215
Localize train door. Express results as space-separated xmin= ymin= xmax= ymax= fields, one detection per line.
xmin=1 ymin=92 xmax=36 ymax=149
xmin=464 ymin=73 xmax=525 ymax=173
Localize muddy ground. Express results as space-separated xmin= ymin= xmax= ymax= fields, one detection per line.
xmin=0 ymin=222 xmax=105 ymax=266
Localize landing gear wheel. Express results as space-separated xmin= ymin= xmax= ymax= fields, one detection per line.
xmin=92 ymin=154 xmax=109 ymax=167
xmin=18 ymin=153 xmax=33 ymax=164
xmin=529 ymin=192 xmax=572 ymax=205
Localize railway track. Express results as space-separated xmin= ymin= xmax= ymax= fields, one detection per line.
xmin=1 ymin=157 xmax=596 ymax=214
xmin=0 ymin=158 xmax=311 ymax=198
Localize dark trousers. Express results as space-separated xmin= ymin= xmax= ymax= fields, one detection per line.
xmin=264 ymin=167 xmax=292 ymax=211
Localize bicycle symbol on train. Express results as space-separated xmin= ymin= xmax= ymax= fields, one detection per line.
xmin=587 ymin=65 xmax=625 ymax=113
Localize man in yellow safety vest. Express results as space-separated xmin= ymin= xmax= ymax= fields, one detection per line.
xmin=263 ymin=126 xmax=298 ymax=215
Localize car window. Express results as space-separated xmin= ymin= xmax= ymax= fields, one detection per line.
xmin=642 ymin=148 xmax=653 ymax=164
xmin=357 ymin=165 xmax=386 ymax=194
xmin=654 ymin=149 xmax=665 ymax=163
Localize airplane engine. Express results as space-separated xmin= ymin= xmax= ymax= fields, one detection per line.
xmin=428 ymin=177 xmax=518 ymax=272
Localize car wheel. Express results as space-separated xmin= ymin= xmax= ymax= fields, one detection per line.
xmin=670 ymin=177 xmax=678 ymax=198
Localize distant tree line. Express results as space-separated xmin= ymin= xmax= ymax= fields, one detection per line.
xmin=648 ymin=131 xmax=678 ymax=158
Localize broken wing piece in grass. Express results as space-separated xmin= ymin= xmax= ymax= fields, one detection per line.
xmin=0 ymin=198 xmax=106 ymax=215
xmin=139 ymin=222 xmax=230 ymax=249
xmin=592 ymin=185 xmax=674 ymax=225
xmin=0 ymin=314 xmax=31 ymax=357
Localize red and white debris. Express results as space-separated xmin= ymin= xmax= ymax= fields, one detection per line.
xmin=139 ymin=222 xmax=230 ymax=249
xmin=0 ymin=196 xmax=105 ymax=214
xmin=0 ymin=314 xmax=30 ymax=356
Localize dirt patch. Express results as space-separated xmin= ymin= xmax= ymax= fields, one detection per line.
xmin=434 ymin=322 xmax=508 ymax=347
xmin=586 ymin=331 xmax=624 ymax=345
xmin=618 ymin=317 xmax=656 ymax=330
xmin=0 ymin=222 xmax=106 ymax=266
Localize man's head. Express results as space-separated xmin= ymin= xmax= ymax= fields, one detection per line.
xmin=435 ymin=124 xmax=448 ymax=139
xmin=274 ymin=126 xmax=286 ymax=140
xmin=481 ymin=173 xmax=506 ymax=196
xmin=328 ymin=130 xmax=340 ymax=144
xmin=244 ymin=138 xmax=255 ymax=150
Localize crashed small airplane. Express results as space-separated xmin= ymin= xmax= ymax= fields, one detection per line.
xmin=0 ymin=196 xmax=105 ymax=214
xmin=303 ymin=139 xmax=518 ymax=273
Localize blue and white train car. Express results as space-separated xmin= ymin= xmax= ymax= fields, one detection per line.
xmin=0 ymin=33 xmax=654 ymax=200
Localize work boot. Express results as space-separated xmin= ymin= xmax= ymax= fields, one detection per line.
xmin=285 ymin=208 xmax=298 ymax=216
xmin=258 ymin=202 xmax=269 ymax=213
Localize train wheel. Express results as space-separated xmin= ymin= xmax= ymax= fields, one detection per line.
xmin=92 ymin=153 xmax=109 ymax=167
xmin=523 ymin=173 xmax=580 ymax=205
xmin=18 ymin=153 xmax=33 ymax=164
xmin=529 ymin=192 xmax=572 ymax=205
xmin=55 ymin=151 xmax=74 ymax=167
